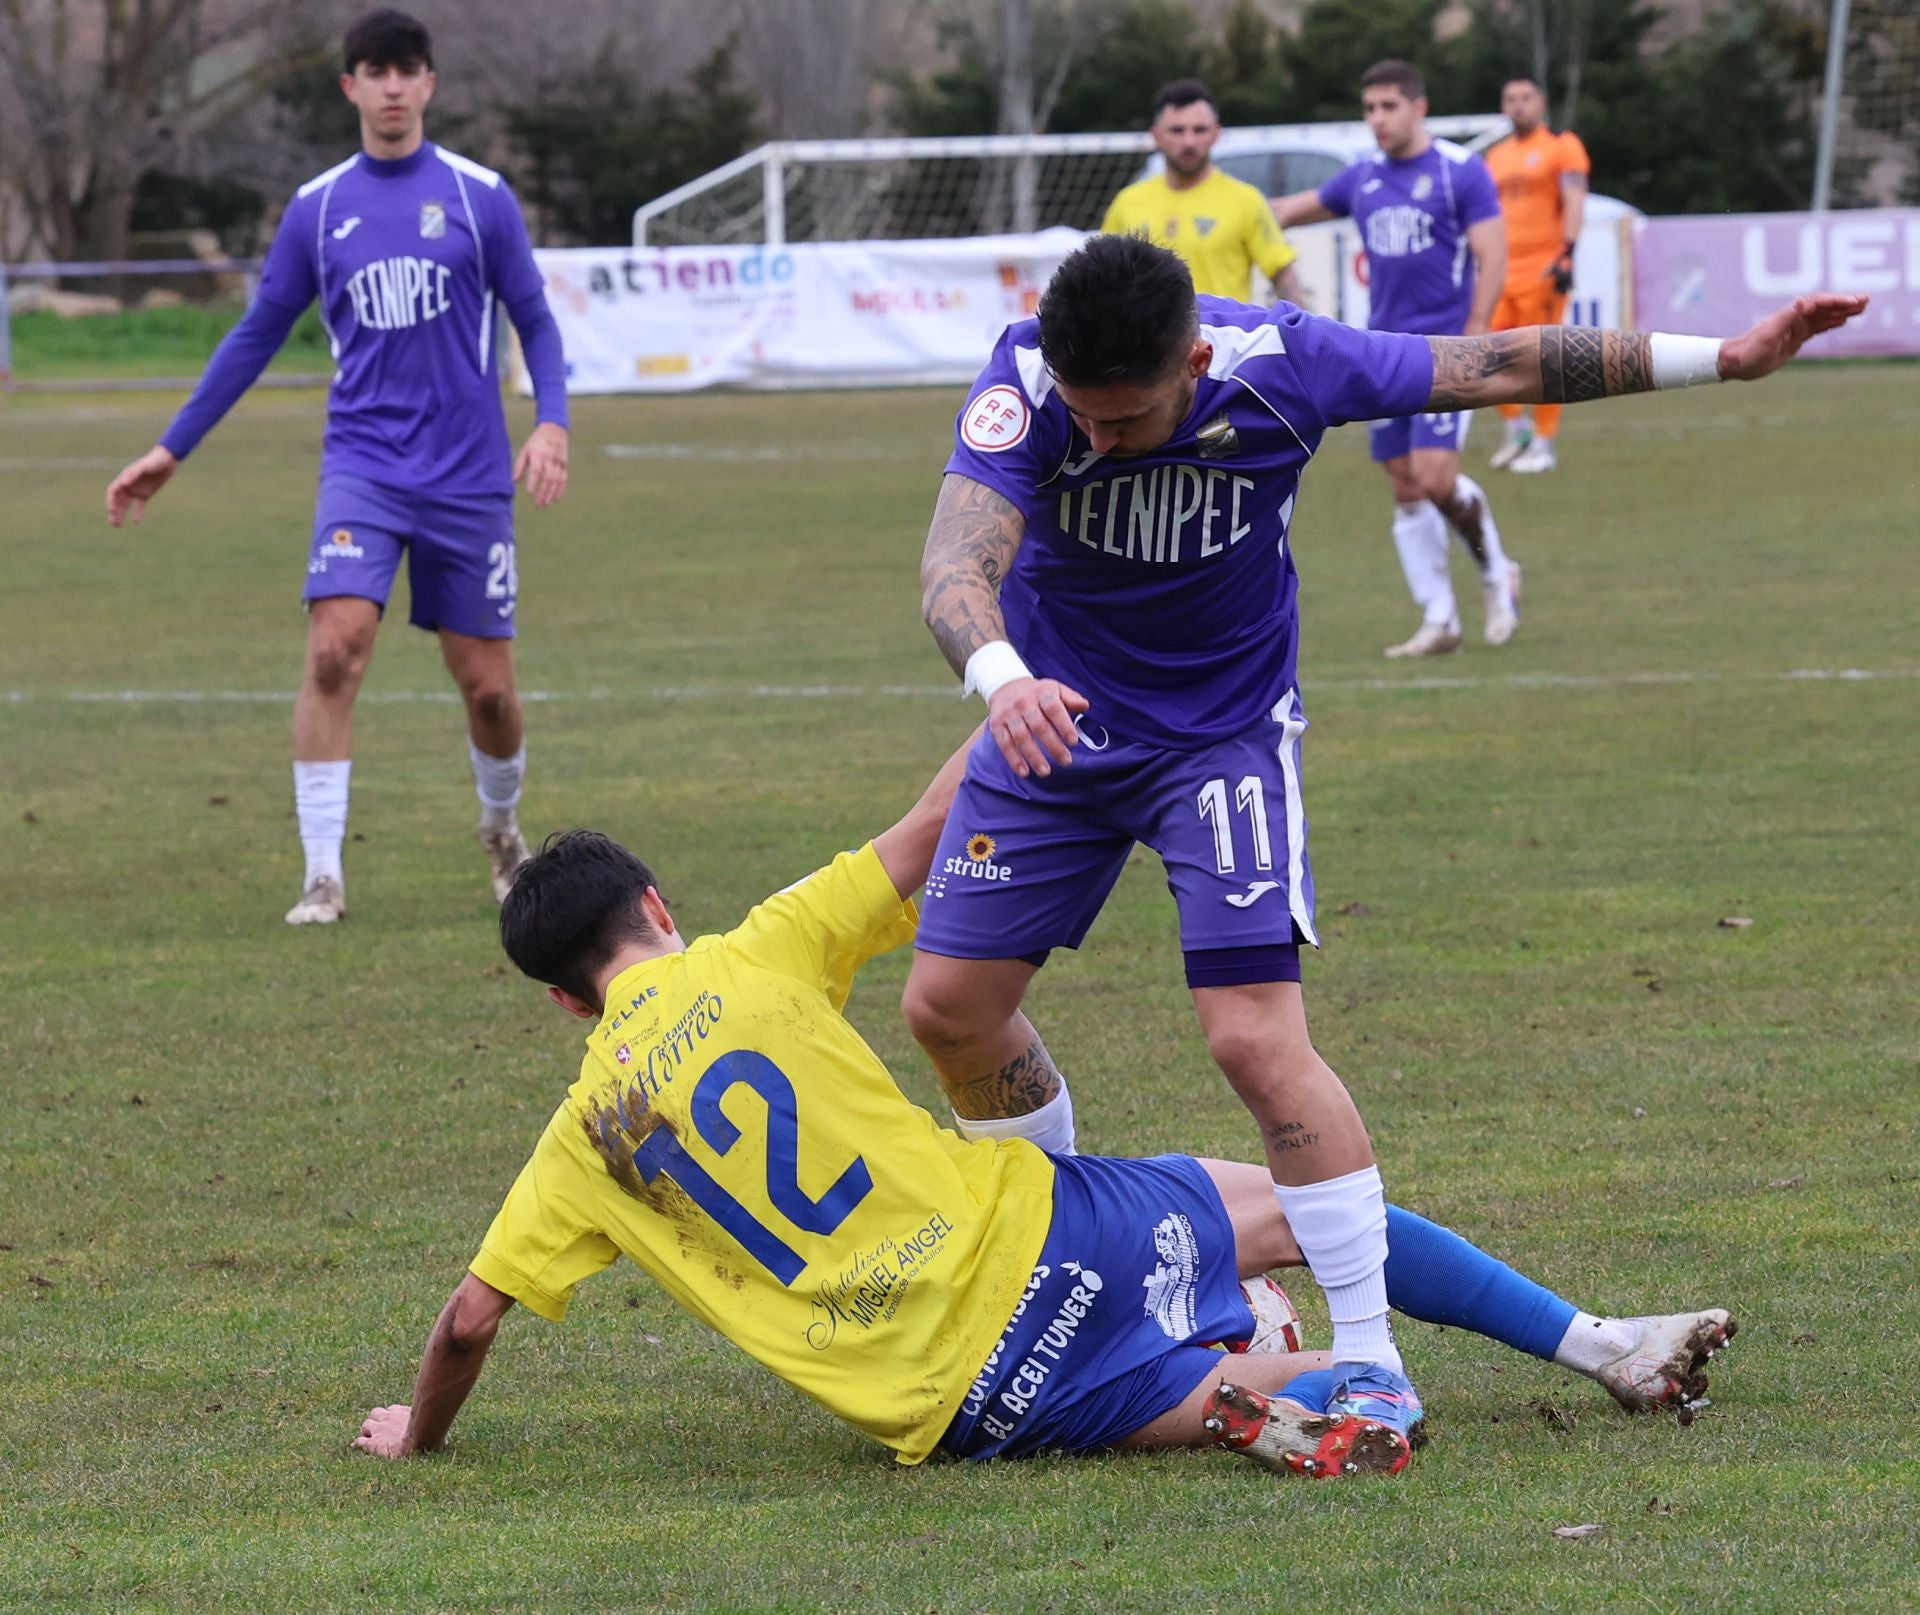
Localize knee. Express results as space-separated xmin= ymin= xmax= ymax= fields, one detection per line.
xmin=901 ymin=974 xmax=979 ymax=1053
xmin=1387 ymin=472 xmax=1424 ymax=506
xmin=1418 ymin=469 xmax=1459 ymax=507
xmin=1204 ymin=1014 xmax=1315 ymax=1099
xmin=308 ymin=635 xmax=371 ymax=698
xmin=462 ymin=680 xmax=517 ymax=730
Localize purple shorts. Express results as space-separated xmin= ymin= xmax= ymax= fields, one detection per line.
xmin=941 ymin=1153 xmax=1255 ymax=1460
xmin=305 ymin=473 xmax=518 ymax=639
xmin=916 ymin=692 xmax=1318 ymax=988
xmin=1368 ymin=408 xmax=1472 ymax=463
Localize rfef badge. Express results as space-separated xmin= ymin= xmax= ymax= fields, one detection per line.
xmin=961 ymin=385 xmax=1030 ymax=453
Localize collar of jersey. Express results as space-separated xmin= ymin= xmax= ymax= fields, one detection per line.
xmin=358 ymin=145 xmax=433 ymax=179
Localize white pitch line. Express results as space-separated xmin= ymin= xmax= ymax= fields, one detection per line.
xmin=6 ymin=667 xmax=1916 ymax=708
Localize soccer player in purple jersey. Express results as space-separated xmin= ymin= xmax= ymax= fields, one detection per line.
xmin=900 ymin=227 xmax=1864 ymax=1467
xmin=104 ymin=10 xmax=570 ymax=926
xmin=1272 ymin=59 xmax=1519 ymax=658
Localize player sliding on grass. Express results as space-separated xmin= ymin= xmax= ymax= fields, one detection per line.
xmin=901 ymin=228 xmax=1864 ymax=1466
xmin=103 ymin=9 xmax=569 ymax=926
xmin=353 ymin=747 xmax=1735 ymax=1479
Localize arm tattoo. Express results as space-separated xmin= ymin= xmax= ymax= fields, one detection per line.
xmin=1537 ymin=327 xmax=1652 ymax=403
xmin=944 ymin=1037 xmax=1062 ymax=1122
xmin=1427 ymin=328 xmax=1655 ymax=410
xmin=920 ymin=474 xmax=1025 ymax=677
xmin=1425 ymin=330 xmax=1535 ymax=410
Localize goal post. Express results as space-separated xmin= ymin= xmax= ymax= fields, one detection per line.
xmin=632 ymin=120 xmax=1511 ymax=249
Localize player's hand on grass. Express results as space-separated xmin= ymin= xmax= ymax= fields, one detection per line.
xmin=514 ymin=422 xmax=570 ymax=508
xmin=104 ymin=445 xmax=178 ymax=528
xmin=353 ymin=1403 xmax=416 ymax=1459
xmin=1721 ymin=294 xmax=1871 ymax=381
xmin=988 ymin=676 xmax=1089 ymax=780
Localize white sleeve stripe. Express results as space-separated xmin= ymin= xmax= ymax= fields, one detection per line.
xmin=434 ymin=144 xmax=503 ymax=189
xmin=447 ymin=166 xmax=491 ymax=374
xmin=1012 ymin=342 xmax=1055 ymax=406
xmin=312 ymin=177 xmax=341 ymax=360
xmin=296 ymin=154 xmax=359 ymax=199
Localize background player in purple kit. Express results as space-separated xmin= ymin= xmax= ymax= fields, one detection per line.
xmin=1271 ymin=60 xmax=1519 ymax=658
xmin=104 ymin=10 xmax=570 ymax=926
xmin=900 ymin=228 xmax=1865 ymax=1467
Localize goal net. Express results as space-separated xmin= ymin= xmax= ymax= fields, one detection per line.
xmin=1820 ymin=0 xmax=1920 ymax=207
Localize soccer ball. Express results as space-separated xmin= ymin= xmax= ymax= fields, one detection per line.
xmin=1223 ymin=1274 xmax=1305 ymax=1355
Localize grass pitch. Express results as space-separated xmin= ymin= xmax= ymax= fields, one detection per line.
xmin=2 ymin=365 xmax=1917 ymax=1613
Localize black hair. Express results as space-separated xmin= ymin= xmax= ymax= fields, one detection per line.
xmin=1503 ymin=72 xmax=1544 ymax=93
xmin=343 ymin=9 xmax=433 ymax=74
xmin=499 ymin=830 xmax=661 ymax=1006
xmin=1360 ymin=59 xmax=1426 ymax=102
xmin=1038 ymin=234 xmax=1196 ymax=388
xmin=1152 ymin=78 xmax=1216 ymax=119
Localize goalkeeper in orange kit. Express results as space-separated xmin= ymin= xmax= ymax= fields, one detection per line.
xmin=1485 ymin=76 xmax=1590 ymax=473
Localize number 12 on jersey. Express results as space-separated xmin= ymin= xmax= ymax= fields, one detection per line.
xmin=630 ymin=1050 xmax=873 ymax=1286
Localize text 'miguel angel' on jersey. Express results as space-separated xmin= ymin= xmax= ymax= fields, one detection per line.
xmin=944 ymin=299 xmax=1434 ymax=750
xmin=469 ymin=845 xmax=1057 ymax=1466
xmin=160 ymin=144 xmax=567 ymax=496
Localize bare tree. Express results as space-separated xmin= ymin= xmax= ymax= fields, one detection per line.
xmin=0 ymin=0 xmax=318 ymax=262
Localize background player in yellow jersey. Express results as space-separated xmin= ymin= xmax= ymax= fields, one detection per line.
xmin=1102 ymin=80 xmax=1307 ymax=306
xmin=1486 ymin=76 xmax=1591 ymax=474
xmin=350 ymin=748 xmax=1736 ymax=1478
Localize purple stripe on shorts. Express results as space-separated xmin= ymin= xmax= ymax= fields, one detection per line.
xmin=1183 ymin=943 xmax=1302 ymax=989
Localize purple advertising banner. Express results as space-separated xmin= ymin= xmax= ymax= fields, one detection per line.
xmin=1635 ymin=209 xmax=1920 ymax=357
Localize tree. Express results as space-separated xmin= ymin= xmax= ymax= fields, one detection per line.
xmin=0 ymin=0 xmax=318 ymax=262
xmin=502 ymin=38 xmax=761 ymax=246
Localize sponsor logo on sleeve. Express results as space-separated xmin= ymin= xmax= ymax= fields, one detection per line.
xmin=961 ymin=385 xmax=1030 ymax=453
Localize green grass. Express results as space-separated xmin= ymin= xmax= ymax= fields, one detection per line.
xmin=4 ymin=303 xmax=331 ymax=382
xmin=3 ymin=366 xmax=1918 ymax=1612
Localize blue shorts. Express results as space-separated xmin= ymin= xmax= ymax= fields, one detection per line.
xmin=915 ymin=694 xmax=1317 ymax=987
xmin=941 ymin=1154 xmax=1255 ymax=1460
xmin=305 ymin=473 xmax=518 ymax=639
xmin=1369 ymin=408 xmax=1473 ymax=463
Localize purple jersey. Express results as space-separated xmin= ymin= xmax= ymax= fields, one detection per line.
xmin=161 ymin=144 xmax=568 ymax=497
xmin=1318 ymin=140 xmax=1501 ymax=336
xmin=944 ymin=297 xmax=1432 ymax=750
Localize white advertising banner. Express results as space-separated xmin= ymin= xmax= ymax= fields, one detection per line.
xmin=526 ymin=230 xmax=1082 ymax=394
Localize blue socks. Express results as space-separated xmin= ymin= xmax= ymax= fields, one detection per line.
xmin=1381 ymin=1206 xmax=1575 ymax=1361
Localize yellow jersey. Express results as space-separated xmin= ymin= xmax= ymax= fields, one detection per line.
xmin=469 ymin=843 xmax=1057 ymax=1465
xmin=1101 ymin=168 xmax=1298 ymax=300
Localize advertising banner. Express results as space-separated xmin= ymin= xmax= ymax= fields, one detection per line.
xmin=527 ymin=230 xmax=1081 ymax=394
xmin=1634 ymin=209 xmax=1920 ymax=357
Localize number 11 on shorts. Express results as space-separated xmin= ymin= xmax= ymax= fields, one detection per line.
xmin=1197 ymin=776 xmax=1272 ymax=875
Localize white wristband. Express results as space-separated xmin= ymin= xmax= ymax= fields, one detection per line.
xmin=963 ymin=640 xmax=1032 ymax=702
xmin=1649 ymin=333 xmax=1724 ymax=390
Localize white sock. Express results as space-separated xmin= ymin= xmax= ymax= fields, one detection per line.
xmin=1552 ymin=1311 xmax=1641 ymax=1374
xmin=1449 ymin=474 xmax=1511 ymax=584
xmin=469 ymin=741 xmax=525 ymax=831
xmin=1391 ymin=501 xmax=1455 ymax=627
xmin=294 ymin=759 xmax=351 ymax=888
xmin=951 ymin=1075 xmax=1076 ymax=1155
xmin=1274 ymin=1165 xmax=1403 ymax=1374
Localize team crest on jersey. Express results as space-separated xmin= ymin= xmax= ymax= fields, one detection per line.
xmin=961 ymin=386 xmax=1030 ymax=452
xmin=1163 ymin=217 xmax=1179 ymax=238
xmin=1411 ymin=174 xmax=1434 ymax=201
xmin=1195 ymin=216 xmax=1216 ymax=237
xmin=419 ymin=201 xmax=447 ymax=239
xmin=1195 ymin=412 xmax=1240 ymax=460
xmin=614 ymin=1043 xmax=632 ymax=1065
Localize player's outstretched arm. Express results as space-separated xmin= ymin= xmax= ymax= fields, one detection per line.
xmin=354 ymin=1273 xmax=514 ymax=1459
xmin=1424 ymin=293 xmax=1871 ymax=410
xmin=872 ymin=726 xmax=982 ymax=899
xmin=1269 ymin=190 xmax=1336 ymax=229
xmin=921 ymin=473 xmax=1087 ymax=780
